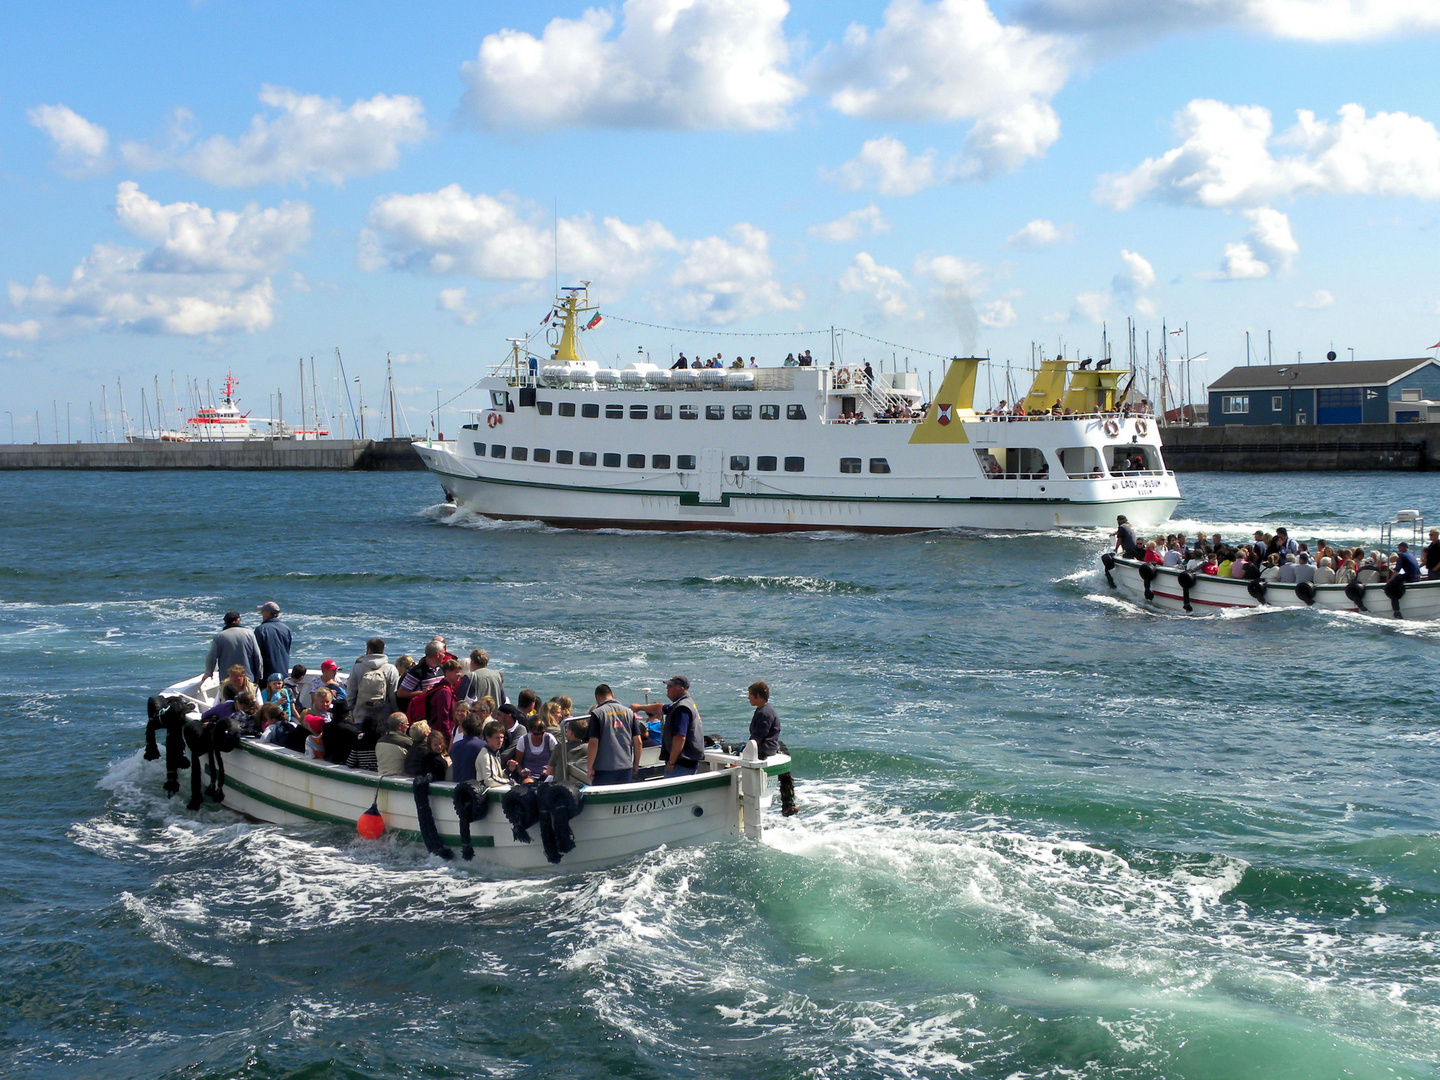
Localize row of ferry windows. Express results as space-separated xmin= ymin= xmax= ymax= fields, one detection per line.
xmin=540 ymin=401 xmax=807 ymax=421
xmin=472 ymin=442 xmax=890 ymax=474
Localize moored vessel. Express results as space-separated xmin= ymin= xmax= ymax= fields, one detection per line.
xmin=415 ymin=285 xmax=1181 ymax=533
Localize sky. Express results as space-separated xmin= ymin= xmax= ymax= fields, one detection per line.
xmin=4 ymin=0 xmax=1440 ymax=440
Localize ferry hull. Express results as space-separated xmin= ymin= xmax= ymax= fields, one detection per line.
xmin=420 ymin=444 xmax=1179 ymax=533
xmin=1105 ymin=556 xmax=1440 ymax=619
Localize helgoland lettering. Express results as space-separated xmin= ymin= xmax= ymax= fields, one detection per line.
xmin=611 ymin=795 xmax=683 ymax=815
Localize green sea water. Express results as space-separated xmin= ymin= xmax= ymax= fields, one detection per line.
xmin=3 ymin=468 xmax=1439 ymax=1079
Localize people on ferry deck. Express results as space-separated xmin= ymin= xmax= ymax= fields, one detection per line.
xmin=1395 ymin=542 xmax=1423 ymax=582
xmin=204 ymin=610 xmax=263 ymax=685
xmin=671 ymin=353 xmax=689 ymax=370
xmin=1214 ymin=551 xmax=1231 ymax=577
xmin=547 ymin=718 xmax=590 ymax=784
xmin=425 ymin=659 xmax=465 ymax=743
xmin=260 ymin=673 xmax=299 ymax=721
xmin=258 ymin=702 xmax=294 ymax=744
xmin=1276 ymin=556 xmax=1297 ymax=584
xmin=1273 ymin=527 xmax=1299 ymax=556
xmin=254 ymin=601 xmax=292 ymax=684
xmin=748 ymin=681 xmax=783 ymax=759
xmin=1425 ymin=529 xmax=1440 ymax=577
xmin=448 ymin=713 xmax=485 ymax=783
xmin=1143 ymin=541 xmax=1163 ymax=564
xmin=461 ymin=648 xmax=505 ymax=707
xmin=731 ymin=357 xmax=745 ymax=369
xmin=347 ymin=638 xmax=399 ymax=735
xmin=345 ymin=719 xmax=380 ymax=771
xmin=749 ymin=356 xmax=758 ymax=368
xmin=1229 ymin=549 xmax=1250 ymax=578
xmin=1355 ymin=553 xmax=1383 ymax=584
xmin=396 ymin=641 xmax=446 ymax=713
xmin=1314 ymin=556 xmax=1337 ymax=584
xmin=448 ymin=701 xmax=472 ymax=747
xmin=633 ymin=675 xmax=705 ymax=778
xmin=1113 ymin=515 xmax=1140 ymax=559
xmin=516 ymin=688 xmax=540 ymax=721
xmin=478 ymin=721 xmax=511 ymax=788
xmin=586 ymin=684 xmax=644 ymax=786
xmin=513 ymin=718 xmax=558 ymax=783
xmin=541 ymin=700 xmax=564 ymax=735
xmin=691 ymin=357 xmax=704 ymax=369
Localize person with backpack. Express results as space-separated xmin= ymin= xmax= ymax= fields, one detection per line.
xmin=346 ymin=637 xmax=399 ymax=735
xmin=396 ymin=641 xmax=446 ymax=722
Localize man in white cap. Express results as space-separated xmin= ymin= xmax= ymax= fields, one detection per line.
xmin=254 ymin=601 xmax=292 ymax=685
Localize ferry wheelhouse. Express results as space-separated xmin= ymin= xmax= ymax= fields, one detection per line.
xmin=415 ymin=286 xmax=1181 ymax=532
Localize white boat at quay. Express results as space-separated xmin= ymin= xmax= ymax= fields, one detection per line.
xmin=414 ymin=284 xmax=1181 ymax=533
xmin=1101 ymin=514 xmax=1440 ymax=618
xmin=144 ymin=673 xmax=793 ymax=876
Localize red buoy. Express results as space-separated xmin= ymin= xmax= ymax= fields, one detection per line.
xmin=357 ymin=801 xmax=385 ymax=840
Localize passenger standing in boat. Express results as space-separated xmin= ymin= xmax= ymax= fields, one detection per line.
xmin=633 ymin=676 xmax=704 ymax=777
xmin=346 ymin=638 xmax=398 ymax=735
xmin=1396 ymin=542 xmax=1423 ymax=582
xmin=461 ymin=648 xmax=504 ymax=707
xmin=1113 ymin=515 xmax=1140 ymax=559
xmin=1424 ymin=530 xmax=1440 ymax=577
xmin=204 ymin=611 xmax=263 ymax=685
xmin=1273 ymin=528 xmax=1298 ymax=557
xmin=396 ymin=641 xmax=445 ymax=715
xmin=425 ymin=660 xmax=465 ymax=742
xmin=253 ymin=602 xmax=292 ymax=684
xmin=586 ymin=685 xmax=644 ymax=786
xmin=747 ymin=681 xmax=782 ymax=759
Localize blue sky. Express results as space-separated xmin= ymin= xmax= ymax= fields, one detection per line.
xmin=4 ymin=0 xmax=1440 ymax=439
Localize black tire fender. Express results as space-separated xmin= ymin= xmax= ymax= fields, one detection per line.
xmin=1176 ymin=570 xmax=1196 ymax=613
xmin=1247 ymin=578 xmax=1268 ymax=604
xmin=1295 ymin=580 xmax=1316 ymax=606
xmin=1344 ymin=579 xmax=1367 ymax=611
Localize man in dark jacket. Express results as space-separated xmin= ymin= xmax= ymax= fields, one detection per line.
xmin=204 ymin=611 xmax=263 ymax=684
xmin=254 ymin=601 xmax=292 ymax=684
xmin=747 ymin=680 xmax=782 ymax=759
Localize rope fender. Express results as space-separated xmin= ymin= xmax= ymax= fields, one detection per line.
xmin=537 ymin=783 xmax=585 ymax=864
xmin=144 ymin=695 xmax=191 ymax=798
xmin=1176 ymin=570 xmax=1196 ymax=613
xmin=1383 ymin=576 xmax=1406 ymax=618
xmin=411 ymin=774 xmax=453 ymax=859
xmin=452 ymin=781 xmax=492 ymax=861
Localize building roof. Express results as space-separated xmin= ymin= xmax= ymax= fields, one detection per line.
xmin=1209 ymin=357 xmax=1435 ymax=391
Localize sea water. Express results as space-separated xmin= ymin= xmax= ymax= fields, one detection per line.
xmin=3 ymin=468 xmax=1440 ymax=1079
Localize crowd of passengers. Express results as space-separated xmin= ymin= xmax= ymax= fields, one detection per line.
xmin=982 ymin=398 xmax=1154 ymax=419
xmin=1115 ymin=522 xmax=1440 ymax=584
xmin=198 ymin=607 xmax=782 ymax=789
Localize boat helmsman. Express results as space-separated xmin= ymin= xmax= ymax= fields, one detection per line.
xmin=634 ymin=675 xmax=704 ymax=777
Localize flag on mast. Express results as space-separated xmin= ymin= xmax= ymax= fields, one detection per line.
xmin=584 ymin=312 xmax=603 ymax=330
xmin=1429 ymin=340 xmax=1440 ymax=350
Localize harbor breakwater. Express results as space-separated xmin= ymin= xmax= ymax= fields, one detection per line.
xmin=1159 ymin=421 xmax=1440 ymax=471
xmin=0 ymin=437 xmax=425 ymax=471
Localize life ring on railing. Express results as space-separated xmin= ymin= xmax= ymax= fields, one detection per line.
xmin=1104 ymin=419 xmax=1120 ymax=438
xmin=486 ymin=412 xmax=503 ymax=428
xmin=1383 ymin=575 xmax=1406 ymax=618
xmin=1295 ymin=580 xmax=1316 ymax=606
xmin=1344 ymin=579 xmax=1367 ymax=611
xmin=1135 ymin=419 xmax=1148 ymax=436
xmin=836 ymin=368 xmax=850 ymax=388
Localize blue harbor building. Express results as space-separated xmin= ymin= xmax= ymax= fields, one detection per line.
xmin=1207 ymin=357 xmax=1440 ymax=426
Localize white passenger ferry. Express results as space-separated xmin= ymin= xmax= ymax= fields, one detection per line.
xmin=415 ymin=286 xmax=1181 ymax=532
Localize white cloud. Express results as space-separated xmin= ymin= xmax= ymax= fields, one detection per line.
xmin=1007 ymin=218 xmax=1070 ymax=247
xmin=1074 ymin=290 xmax=1110 ymax=323
xmin=28 ymin=104 xmax=109 ymax=174
xmin=1098 ymin=99 xmax=1440 ymax=210
xmin=438 ymin=287 xmax=477 ymax=325
xmin=1116 ymin=248 xmax=1155 ymax=292
xmin=460 ymin=0 xmax=802 ymax=131
xmin=364 ymin=184 xmax=679 ymax=284
xmin=1018 ymin=1 xmax=1440 ymax=43
xmin=0 ymin=320 xmax=42 ymax=341
xmin=1220 ymin=242 xmax=1271 ymax=279
xmin=123 ymin=86 xmax=428 ymax=187
xmin=1243 ymin=206 xmax=1298 ymax=270
xmin=823 ymin=0 xmax=1070 ymax=175
xmin=823 ymin=136 xmax=939 ymax=196
xmin=1069 ymin=249 xmax=1155 ymax=321
xmin=670 ymin=223 xmax=802 ymax=324
xmin=1296 ymin=288 xmax=1335 ymax=309
xmin=808 ymin=203 xmax=890 ymax=242
xmin=6 ymin=183 xmax=310 ymax=336
xmin=838 ymin=252 xmax=912 ymax=318
xmin=978 ymin=299 xmax=1017 ymax=327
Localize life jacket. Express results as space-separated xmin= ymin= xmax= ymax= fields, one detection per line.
xmin=661 ymin=694 xmax=705 ymax=766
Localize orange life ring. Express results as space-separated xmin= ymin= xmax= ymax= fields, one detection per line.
xmin=836 ymin=369 xmax=850 ymax=388
xmin=1135 ymin=418 xmax=1148 ymax=436
xmin=1103 ymin=419 xmax=1119 ymax=438
xmin=486 ymin=412 xmax=502 ymax=429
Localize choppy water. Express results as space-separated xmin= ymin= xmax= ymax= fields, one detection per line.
xmin=4 ymin=468 xmax=1440 ymax=1079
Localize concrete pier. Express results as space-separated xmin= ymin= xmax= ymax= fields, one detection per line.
xmin=0 ymin=437 xmax=425 ymax=471
xmin=1160 ymin=423 xmax=1439 ymax=472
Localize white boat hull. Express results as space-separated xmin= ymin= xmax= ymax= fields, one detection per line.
xmin=1103 ymin=556 xmax=1440 ymax=619
xmin=154 ymin=676 xmax=790 ymax=875
xmin=418 ymin=440 xmax=1180 ymax=533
